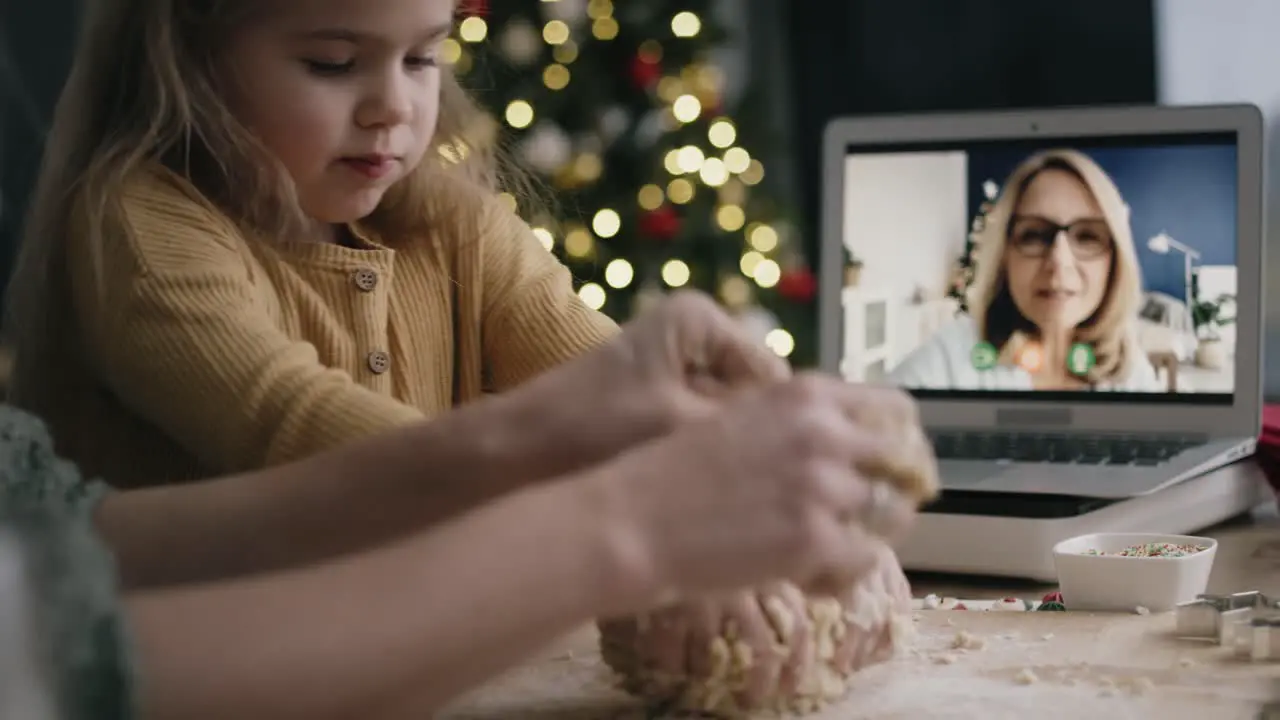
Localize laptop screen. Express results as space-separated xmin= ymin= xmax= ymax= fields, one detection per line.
xmin=840 ymin=133 xmax=1238 ymax=406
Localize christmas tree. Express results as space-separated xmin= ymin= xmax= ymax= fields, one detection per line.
xmin=947 ymin=179 xmax=1001 ymax=314
xmin=446 ymin=0 xmax=816 ymax=364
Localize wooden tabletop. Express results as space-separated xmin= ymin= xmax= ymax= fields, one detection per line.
xmin=441 ymin=499 xmax=1280 ymax=719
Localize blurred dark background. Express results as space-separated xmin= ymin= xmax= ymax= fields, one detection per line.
xmin=2 ymin=0 xmax=83 ymax=288
xmin=780 ymin=0 xmax=1157 ymax=267
xmin=0 ymin=0 xmax=1158 ymax=303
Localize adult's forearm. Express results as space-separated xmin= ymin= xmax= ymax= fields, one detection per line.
xmin=126 ymin=474 xmax=635 ymax=720
xmin=96 ymin=390 xmax=567 ymax=590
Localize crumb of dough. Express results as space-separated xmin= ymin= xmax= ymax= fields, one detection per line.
xmin=933 ymin=654 xmax=957 ymax=665
xmin=951 ymin=630 xmax=986 ymax=651
xmin=1123 ymin=676 xmax=1155 ymax=695
xmin=1014 ymin=668 xmax=1039 ymax=685
xmin=1134 ymin=605 xmax=1150 ymax=616
xmin=1178 ymin=657 xmax=1196 ymax=667
xmin=1041 ymin=633 xmax=1055 ymax=641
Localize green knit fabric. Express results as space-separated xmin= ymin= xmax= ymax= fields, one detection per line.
xmin=0 ymin=405 xmax=133 ymax=720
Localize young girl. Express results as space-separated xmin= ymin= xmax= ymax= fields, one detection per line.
xmin=6 ymin=0 xmax=618 ymax=489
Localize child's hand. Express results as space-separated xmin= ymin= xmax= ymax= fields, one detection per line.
xmin=672 ymin=587 xmax=806 ymax=706
xmin=519 ymin=290 xmax=790 ymax=477
xmin=601 ymin=585 xmax=811 ymax=706
xmin=838 ymin=542 xmax=912 ymax=671
xmin=616 ymin=289 xmax=793 ymax=403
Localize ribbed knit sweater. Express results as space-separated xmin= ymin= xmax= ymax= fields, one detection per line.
xmin=12 ymin=165 xmax=618 ymax=489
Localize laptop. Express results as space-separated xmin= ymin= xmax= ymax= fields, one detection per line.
xmin=818 ymin=104 xmax=1265 ymax=499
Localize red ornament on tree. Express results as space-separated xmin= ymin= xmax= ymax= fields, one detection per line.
xmin=458 ymin=0 xmax=489 ymax=15
xmin=629 ymin=54 xmax=662 ymax=90
xmin=639 ymin=206 xmax=681 ymax=240
xmin=776 ymin=267 xmax=817 ymax=302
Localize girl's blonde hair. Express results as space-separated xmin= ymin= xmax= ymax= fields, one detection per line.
xmin=967 ymin=149 xmax=1145 ymax=385
xmin=6 ymin=0 xmax=525 ymax=391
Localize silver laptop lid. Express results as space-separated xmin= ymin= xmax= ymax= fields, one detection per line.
xmin=818 ymin=104 xmax=1264 ymax=439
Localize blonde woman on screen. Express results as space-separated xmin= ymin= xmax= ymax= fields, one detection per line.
xmin=890 ymin=149 xmax=1162 ymax=392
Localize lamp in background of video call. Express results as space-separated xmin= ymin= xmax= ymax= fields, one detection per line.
xmin=1156 ymin=0 xmax=1280 ymax=399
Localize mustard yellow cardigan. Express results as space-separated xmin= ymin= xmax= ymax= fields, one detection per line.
xmin=13 ymin=166 xmax=618 ymax=489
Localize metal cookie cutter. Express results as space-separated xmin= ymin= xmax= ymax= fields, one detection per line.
xmin=1175 ymin=591 xmax=1276 ymax=644
xmin=1229 ymin=614 xmax=1280 ymax=662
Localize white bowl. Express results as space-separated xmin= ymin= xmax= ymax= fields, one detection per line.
xmin=1051 ymin=532 xmax=1217 ymax=612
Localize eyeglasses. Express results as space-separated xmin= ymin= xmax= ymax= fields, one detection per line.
xmin=1007 ymin=215 xmax=1113 ymax=259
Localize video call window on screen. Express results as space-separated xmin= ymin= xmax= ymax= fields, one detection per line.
xmin=840 ymin=135 xmax=1238 ymax=404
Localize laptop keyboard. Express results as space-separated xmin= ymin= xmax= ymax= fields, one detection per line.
xmin=928 ymin=431 xmax=1206 ymax=466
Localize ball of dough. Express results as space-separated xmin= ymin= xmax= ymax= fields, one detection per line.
xmin=599 ymin=582 xmax=915 ymax=717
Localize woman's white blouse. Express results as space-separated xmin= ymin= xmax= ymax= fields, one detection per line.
xmin=887 ymin=315 xmax=1164 ymax=392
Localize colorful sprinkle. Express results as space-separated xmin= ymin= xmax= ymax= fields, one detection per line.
xmin=1037 ymin=601 xmax=1067 ymax=612
xmin=1082 ymin=542 xmax=1206 ymax=558
xmin=1041 ymin=591 xmax=1064 ymax=604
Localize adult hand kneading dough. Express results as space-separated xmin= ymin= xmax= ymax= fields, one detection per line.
xmin=599 ymin=384 xmax=940 ymax=717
